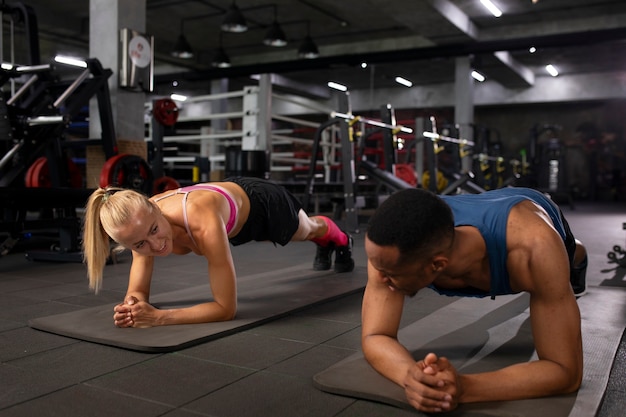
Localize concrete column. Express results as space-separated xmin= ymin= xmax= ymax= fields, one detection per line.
xmin=257 ymin=73 xmax=272 ymax=153
xmin=89 ymin=0 xmax=146 ymax=141
xmin=454 ymin=56 xmax=474 ymax=173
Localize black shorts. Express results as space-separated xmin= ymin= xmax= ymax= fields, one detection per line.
xmin=227 ymin=177 xmax=302 ymax=246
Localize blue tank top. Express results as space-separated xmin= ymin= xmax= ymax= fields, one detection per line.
xmin=434 ymin=187 xmax=567 ymax=298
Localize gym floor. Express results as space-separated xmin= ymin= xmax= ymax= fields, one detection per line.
xmin=0 ymin=200 xmax=625 ymax=417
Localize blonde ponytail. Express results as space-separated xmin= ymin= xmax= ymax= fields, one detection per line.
xmin=82 ymin=187 xmax=155 ymax=293
xmin=82 ymin=188 xmax=114 ymax=293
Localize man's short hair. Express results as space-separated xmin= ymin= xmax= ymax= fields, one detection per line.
xmin=366 ymin=188 xmax=454 ymax=263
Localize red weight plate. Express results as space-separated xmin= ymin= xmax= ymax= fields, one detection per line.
xmin=25 ymin=157 xmax=50 ymax=188
xmin=394 ymin=163 xmax=417 ymax=187
xmin=99 ymin=154 xmax=127 ymax=188
xmin=100 ymin=154 xmax=153 ymax=194
xmin=154 ymin=98 xmax=179 ymax=127
xmin=152 ymin=176 xmax=180 ymax=195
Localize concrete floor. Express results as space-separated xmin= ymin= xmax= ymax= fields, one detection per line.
xmin=0 ymin=200 xmax=625 ymax=417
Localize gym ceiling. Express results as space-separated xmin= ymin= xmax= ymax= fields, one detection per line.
xmin=9 ymin=0 xmax=626 ymax=97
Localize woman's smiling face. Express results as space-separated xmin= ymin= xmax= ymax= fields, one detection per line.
xmin=111 ymin=205 xmax=173 ymax=256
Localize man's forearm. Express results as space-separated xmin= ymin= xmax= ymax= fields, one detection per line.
xmin=457 ymin=359 xmax=581 ymax=404
xmin=362 ymin=334 xmax=416 ymax=386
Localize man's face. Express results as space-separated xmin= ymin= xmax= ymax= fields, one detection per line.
xmin=365 ymin=236 xmax=433 ymax=297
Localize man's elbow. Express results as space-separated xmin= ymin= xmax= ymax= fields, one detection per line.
xmin=564 ymin=369 xmax=583 ymax=394
xmin=555 ymin=365 xmax=583 ymax=395
xmin=361 ymin=333 xmax=386 ymax=363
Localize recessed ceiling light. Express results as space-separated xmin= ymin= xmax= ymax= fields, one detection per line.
xmin=545 ymin=64 xmax=559 ymax=77
xmin=471 ymin=70 xmax=485 ymax=82
xmin=170 ymin=93 xmax=187 ymax=102
xmin=480 ymin=0 xmax=502 ymax=17
xmin=327 ymin=81 xmax=348 ymax=91
xmin=395 ymin=76 xmax=413 ymax=87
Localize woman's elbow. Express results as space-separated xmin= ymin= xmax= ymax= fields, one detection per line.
xmin=219 ymin=302 xmax=237 ymax=321
xmin=223 ymin=308 xmax=237 ymax=321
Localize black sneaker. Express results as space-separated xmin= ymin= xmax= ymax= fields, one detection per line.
xmin=334 ymin=234 xmax=355 ymax=273
xmin=313 ymin=243 xmax=334 ymax=271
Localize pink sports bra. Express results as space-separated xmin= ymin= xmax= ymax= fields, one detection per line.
xmin=153 ymin=184 xmax=238 ymax=247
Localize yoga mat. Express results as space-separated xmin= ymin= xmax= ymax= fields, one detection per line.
xmin=29 ymin=264 xmax=366 ymax=353
xmin=313 ymin=286 xmax=625 ymax=417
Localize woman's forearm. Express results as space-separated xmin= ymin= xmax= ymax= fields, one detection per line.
xmin=157 ymin=300 xmax=237 ymax=325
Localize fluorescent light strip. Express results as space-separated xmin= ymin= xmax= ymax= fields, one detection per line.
xmin=327 ymin=81 xmax=348 ymax=91
xmin=480 ymin=0 xmax=502 ymax=17
xmin=545 ymin=64 xmax=559 ymax=77
xmin=170 ymin=93 xmax=187 ymax=102
xmin=395 ymin=76 xmax=412 ymax=87
xmin=471 ymin=70 xmax=485 ymax=82
xmin=54 ymin=55 xmax=88 ymax=68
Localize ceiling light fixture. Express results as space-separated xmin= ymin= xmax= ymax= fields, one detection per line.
xmin=327 ymin=81 xmax=348 ymax=91
xmin=545 ymin=64 xmax=559 ymax=77
xmin=471 ymin=70 xmax=485 ymax=82
xmin=298 ymin=21 xmax=319 ymax=59
xmin=480 ymin=0 xmax=502 ymax=17
xmin=212 ymin=47 xmax=231 ymax=68
xmin=221 ymin=2 xmax=247 ymax=33
xmin=212 ymin=33 xmax=231 ymax=68
xmin=529 ymin=46 xmax=537 ymax=53
xmin=171 ymin=20 xmax=194 ymax=59
xmin=264 ymin=22 xmax=287 ymax=46
xmin=395 ymin=76 xmax=412 ymax=88
xmin=263 ymin=5 xmax=287 ymax=47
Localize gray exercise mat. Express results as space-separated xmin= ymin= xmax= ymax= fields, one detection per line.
xmin=29 ymin=264 xmax=366 ymax=352
xmin=313 ymin=287 xmax=625 ymax=417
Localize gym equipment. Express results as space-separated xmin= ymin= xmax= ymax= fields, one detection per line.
xmin=303 ymin=100 xmax=417 ymax=231
xmin=469 ymin=125 xmax=520 ymax=190
xmin=99 ymin=153 xmax=153 ymax=194
xmin=0 ymin=53 xmax=125 ymax=260
xmin=29 ymin=264 xmax=367 ymax=352
xmin=0 ymin=5 xmax=151 ymax=260
xmin=24 ymin=156 xmax=82 ymax=188
xmin=421 ymin=168 xmax=449 ymax=193
xmin=314 ymin=286 xmax=624 ymax=417
xmin=359 ymin=160 xmax=413 ymax=192
xmin=419 ymin=116 xmax=485 ymax=195
xmin=0 ymin=187 xmax=92 ymax=261
xmin=153 ymin=97 xmax=179 ymax=126
xmin=527 ymin=124 xmax=574 ymax=208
